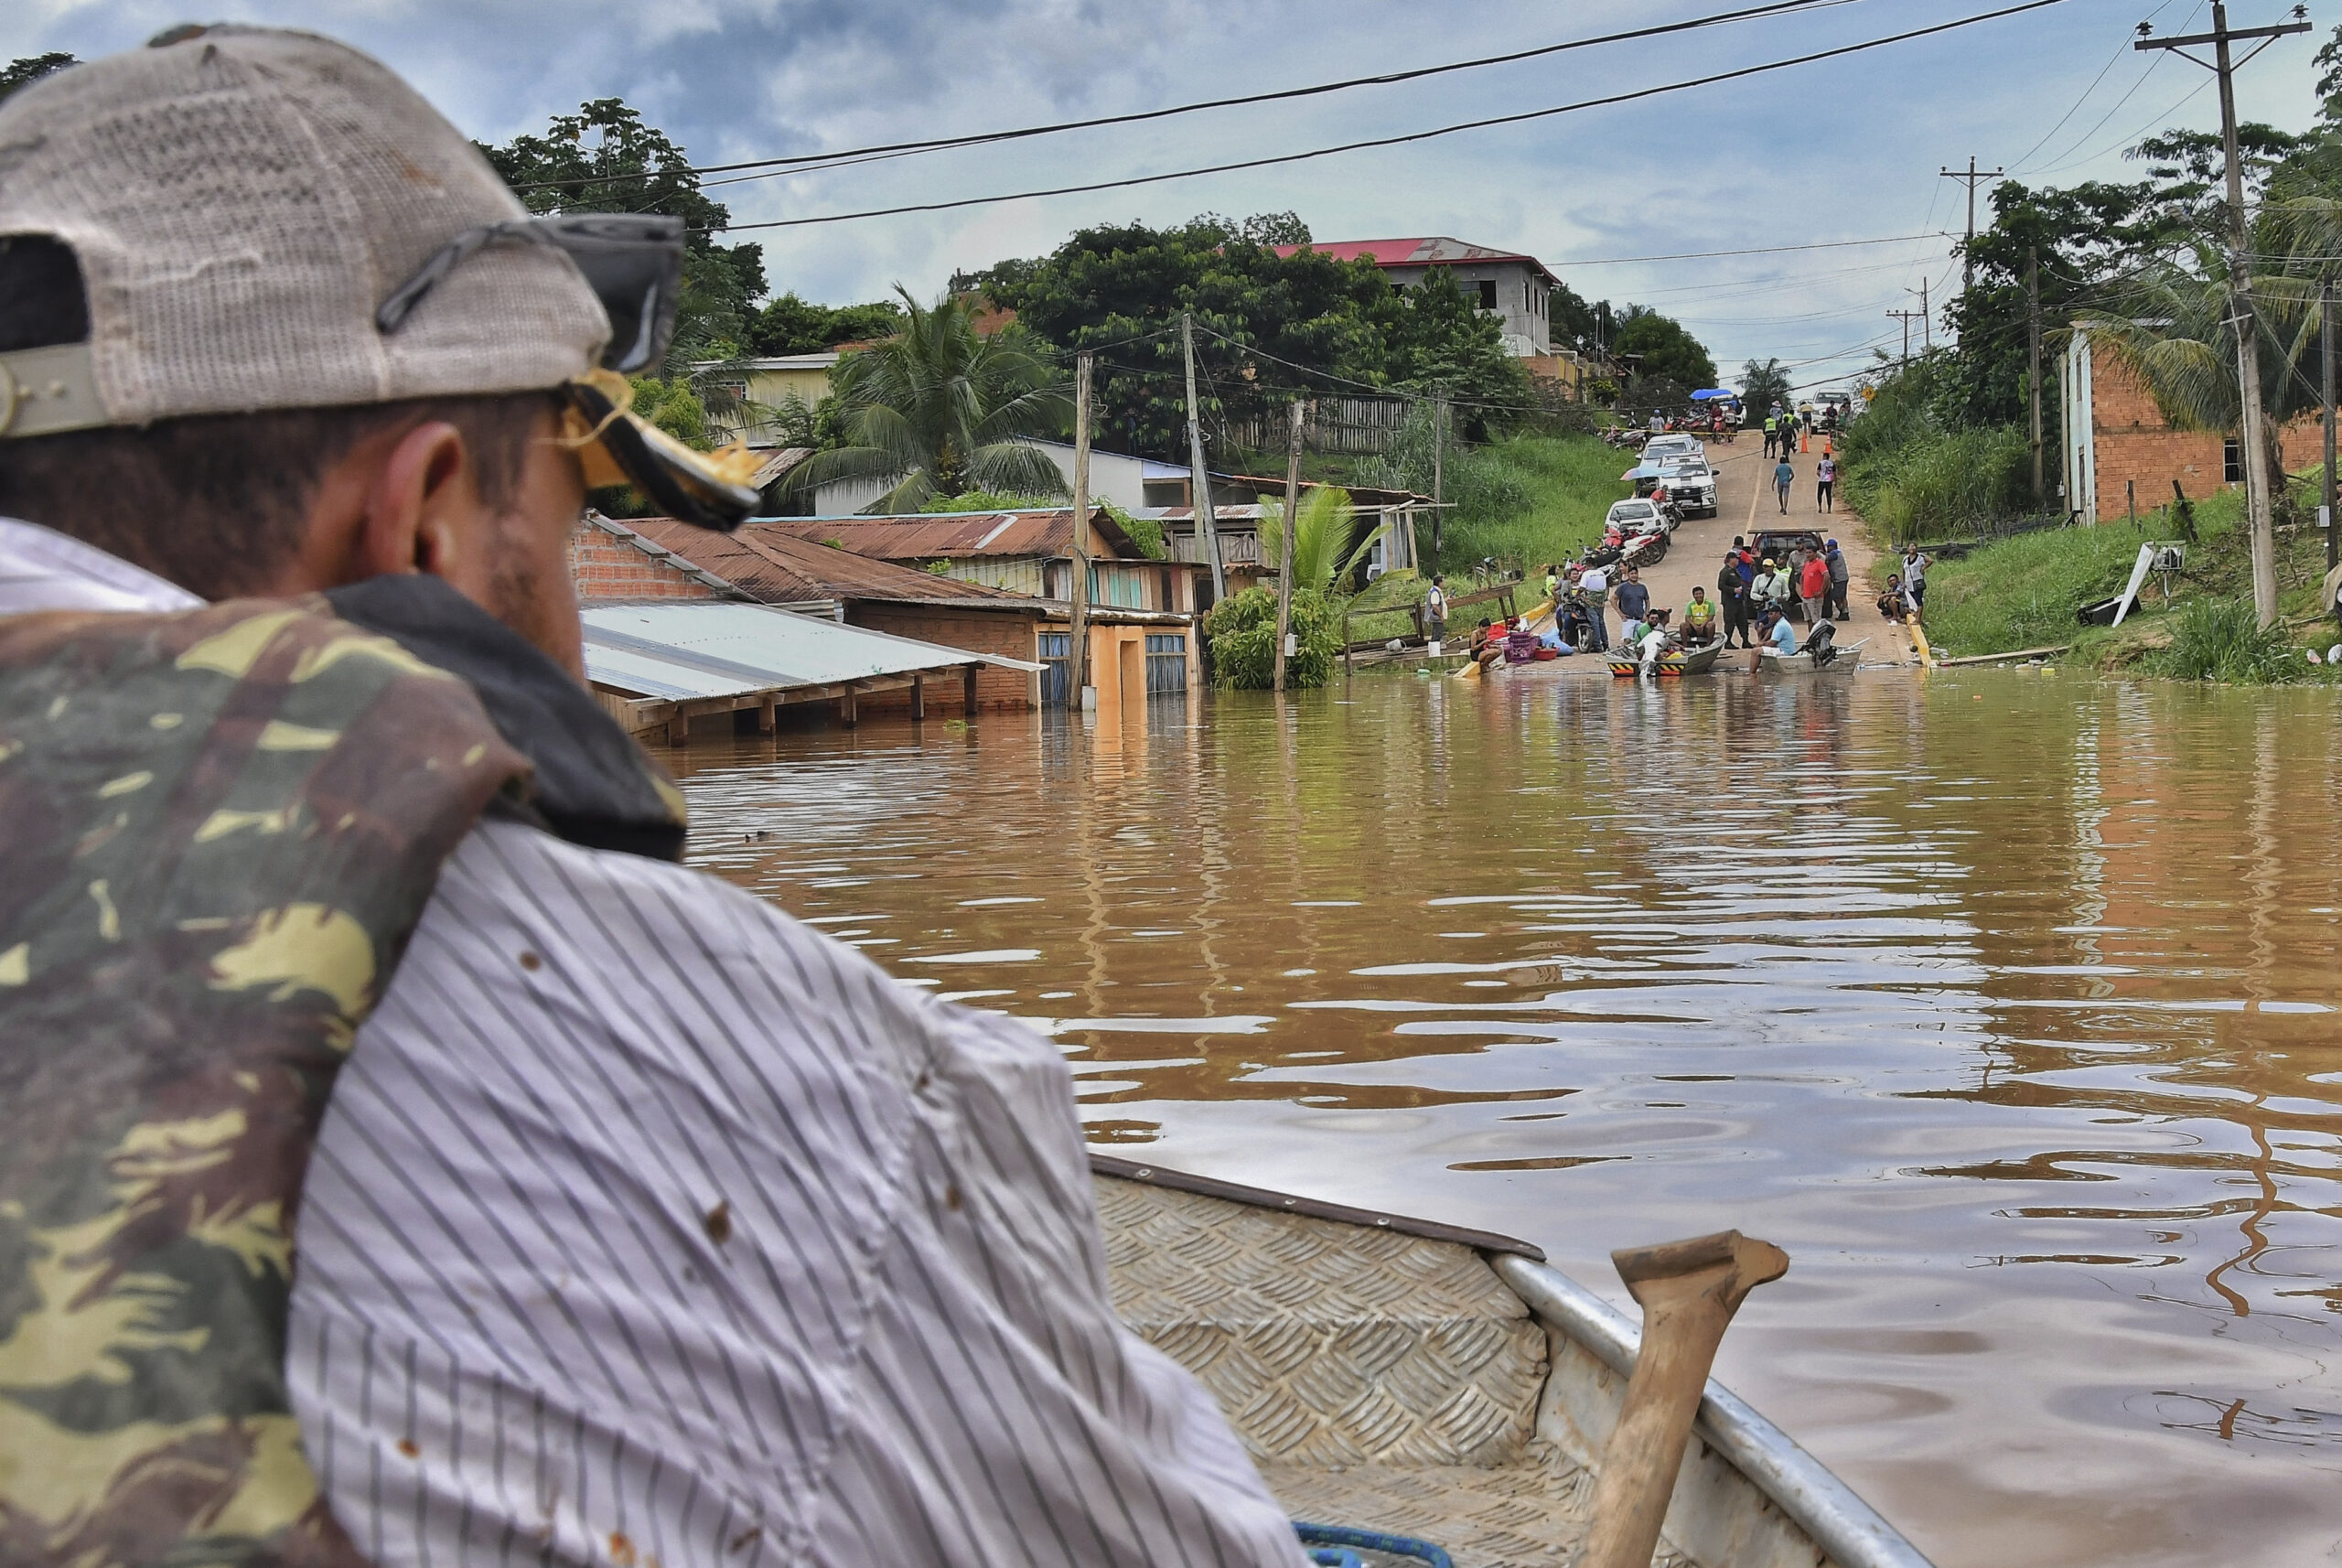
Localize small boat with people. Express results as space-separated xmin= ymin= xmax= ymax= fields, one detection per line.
xmin=1096 ymin=1154 xmax=1934 ymax=1568
xmin=1755 ymin=635 xmax=1866 ymax=678
xmin=1608 ymin=640 xmax=1724 ymax=679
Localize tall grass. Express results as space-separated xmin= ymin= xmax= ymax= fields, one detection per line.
xmin=2147 ymin=597 xmax=2303 ymax=682
xmin=1353 ymin=408 xmax=1629 ymax=575
xmin=1840 ymin=421 xmax=2031 ymax=547
xmin=1918 ymin=519 xmax=2162 ymax=656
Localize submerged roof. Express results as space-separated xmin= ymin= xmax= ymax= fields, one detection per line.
xmin=626 ymin=517 xmax=1045 ymax=610
xmin=580 ymin=602 xmax=1037 ymax=703
xmin=757 ymin=507 xmax=1141 ymax=561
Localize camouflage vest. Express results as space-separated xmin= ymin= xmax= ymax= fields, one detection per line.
xmin=0 ymin=579 xmax=686 ymax=1566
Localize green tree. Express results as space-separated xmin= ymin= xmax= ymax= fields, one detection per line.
xmin=480 ymin=99 xmax=766 ymax=371
xmin=982 ymin=216 xmax=1397 ymax=457
xmin=785 ymin=289 xmax=1069 ymax=512
xmin=750 ymin=293 xmax=908 ymax=354
xmin=1200 ymin=586 xmax=1340 ymax=688
xmin=1611 ymin=306 xmax=1714 ymax=389
xmin=1386 ymin=271 xmax=1534 ymax=433
xmin=1739 ymin=358 xmax=1792 ymax=421
xmin=1 ymin=53 xmax=75 ymax=104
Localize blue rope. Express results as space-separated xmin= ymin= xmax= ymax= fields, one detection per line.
xmin=1293 ymin=1521 xmax=1455 ymax=1568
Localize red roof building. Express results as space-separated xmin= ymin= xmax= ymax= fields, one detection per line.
xmin=1273 ymin=236 xmax=1560 ymax=356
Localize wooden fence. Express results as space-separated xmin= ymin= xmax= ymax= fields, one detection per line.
xmin=1228 ymin=395 xmax=1413 ymax=456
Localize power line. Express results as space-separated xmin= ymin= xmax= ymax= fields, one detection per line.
xmin=714 ymin=0 xmax=2079 ymax=233
xmin=1555 ymin=232 xmax=1951 ymax=265
xmin=555 ymin=0 xmax=1869 ymax=195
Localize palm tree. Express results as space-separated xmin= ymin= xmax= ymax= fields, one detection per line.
xmin=1257 ymin=484 xmax=1382 ymax=601
xmin=785 ymin=288 xmax=1070 ymax=512
xmin=2071 ymin=240 xmax=2331 ymax=539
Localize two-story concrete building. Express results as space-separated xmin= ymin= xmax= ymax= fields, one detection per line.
xmin=1273 ymin=237 xmax=1563 ymax=356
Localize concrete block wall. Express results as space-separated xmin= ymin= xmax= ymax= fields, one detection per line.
xmin=848 ymin=606 xmax=1041 ymax=712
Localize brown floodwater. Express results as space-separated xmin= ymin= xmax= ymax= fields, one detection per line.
xmin=662 ymin=667 xmax=2342 ymax=1568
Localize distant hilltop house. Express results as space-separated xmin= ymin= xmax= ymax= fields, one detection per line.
xmin=1273 ymin=237 xmax=1559 ymax=356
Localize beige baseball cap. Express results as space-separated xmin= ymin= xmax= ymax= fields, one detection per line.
xmin=0 ymin=25 xmax=761 ymax=530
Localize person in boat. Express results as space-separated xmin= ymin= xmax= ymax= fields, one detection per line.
xmin=1636 ymin=607 xmax=1674 ymax=671
xmin=0 ymin=31 xmax=1305 ymax=1568
xmin=1681 ymin=585 xmax=1718 ymax=647
xmin=1762 ymin=605 xmax=1801 ymax=655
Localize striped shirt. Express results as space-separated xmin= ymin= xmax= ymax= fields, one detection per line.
xmin=1 ymin=518 xmax=1305 ymax=1568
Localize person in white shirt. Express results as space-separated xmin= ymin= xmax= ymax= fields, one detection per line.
xmin=1578 ymin=561 xmax=1612 ymax=650
xmin=0 ymin=31 xmax=1303 ymax=1568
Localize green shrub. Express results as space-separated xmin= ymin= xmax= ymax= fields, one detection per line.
xmin=1201 ymin=586 xmax=1340 ymax=689
xmin=2148 ymin=597 xmax=2303 ymax=682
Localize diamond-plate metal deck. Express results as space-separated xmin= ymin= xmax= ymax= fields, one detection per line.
xmin=1100 ymin=1177 xmax=1547 ymax=1469
xmin=1100 ymin=1177 xmax=1697 ymax=1568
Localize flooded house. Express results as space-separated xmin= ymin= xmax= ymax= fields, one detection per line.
xmin=753 ymin=508 xmax=1205 ymax=706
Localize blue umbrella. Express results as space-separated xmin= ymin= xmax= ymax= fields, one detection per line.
xmin=1690 ymin=389 xmax=1735 ymax=401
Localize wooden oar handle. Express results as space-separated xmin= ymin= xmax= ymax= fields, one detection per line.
xmin=1574 ymin=1230 xmax=1789 ymax=1568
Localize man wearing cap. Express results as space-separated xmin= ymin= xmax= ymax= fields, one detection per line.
xmin=0 ymin=30 xmax=1302 ymax=1568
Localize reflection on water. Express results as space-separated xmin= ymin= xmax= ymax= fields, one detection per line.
xmin=667 ymin=670 xmax=2342 ymax=1568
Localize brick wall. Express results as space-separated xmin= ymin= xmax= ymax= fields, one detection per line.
xmin=847 ymin=606 xmax=1040 ymax=713
xmin=570 ymin=521 xmax=731 ymax=604
xmin=2090 ymin=343 xmax=2323 ymax=521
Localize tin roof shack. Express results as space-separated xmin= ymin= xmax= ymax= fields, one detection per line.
xmin=1161 ymin=478 xmax=1431 ymax=601
xmin=626 ymin=516 xmax=1047 ymax=714
xmin=757 ymin=508 xmax=1203 ymax=705
xmin=582 ymin=603 xmax=1039 ymax=746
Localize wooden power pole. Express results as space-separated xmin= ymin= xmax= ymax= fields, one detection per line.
xmin=1069 ymin=349 xmax=1092 ymax=705
xmin=1941 ymin=156 xmax=2006 ymax=296
xmin=2138 ymin=3 xmax=2311 ymax=626
xmin=1431 ymin=389 xmax=1447 ymax=569
xmin=2326 ymin=277 xmax=2337 ymax=572
xmin=2027 ymin=248 xmax=2046 ymax=508
xmin=1273 ymin=400 xmax=1307 ymax=693
xmin=1180 ymin=312 xmax=1228 ymax=602
xmin=1887 ymin=308 xmax=1923 ymax=366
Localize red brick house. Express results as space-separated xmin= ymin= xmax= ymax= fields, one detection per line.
xmin=2061 ymin=328 xmax=2324 ymax=522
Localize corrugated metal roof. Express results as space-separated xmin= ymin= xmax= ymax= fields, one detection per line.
xmin=758 ymin=507 xmax=1140 ymax=561
xmin=581 ymin=603 xmax=1037 ymax=703
xmin=625 ymin=517 xmax=1044 ymax=609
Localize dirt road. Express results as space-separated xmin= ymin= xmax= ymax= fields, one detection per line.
xmin=1635 ymin=431 xmax=1882 ymax=638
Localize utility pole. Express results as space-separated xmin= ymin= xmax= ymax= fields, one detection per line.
xmin=1069 ymin=349 xmax=1092 ymax=705
xmin=2137 ymin=3 xmax=2311 ymax=626
xmin=1431 ymin=388 xmax=1448 ymax=569
xmin=1905 ymin=279 xmax=1931 ymax=351
xmin=1273 ymin=400 xmax=1306 ymax=693
xmin=2027 ymin=249 xmax=2046 ymax=508
xmin=2325 ymin=277 xmax=2337 ymax=571
xmin=1180 ymin=311 xmax=1228 ymax=602
xmin=1887 ymin=307 xmax=1923 ymax=366
xmin=1940 ymin=156 xmax=2006 ymax=296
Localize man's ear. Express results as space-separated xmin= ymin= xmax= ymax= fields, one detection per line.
xmin=347 ymin=420 xmax=477 ymax=582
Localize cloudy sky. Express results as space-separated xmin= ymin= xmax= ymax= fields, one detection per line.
xmin=6 ymin=0 xmax=2327 ymax=389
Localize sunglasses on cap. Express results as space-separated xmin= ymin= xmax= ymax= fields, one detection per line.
xmin=379 ymin=214 xmax=762 ymax=532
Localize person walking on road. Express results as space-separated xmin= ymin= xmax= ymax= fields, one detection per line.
xmin=1774 ymin=455 xmax=1795 ymax=513
xmin=1816 ymin=454 xmax=1836 ymax=512
xmin=1762 ymin=412 xmax=1778 ymax=458
xmin=1824 ymin=539 xmax=1851 ymax=619
xmin=1798 ymin=549 xmax=1831 ymax=625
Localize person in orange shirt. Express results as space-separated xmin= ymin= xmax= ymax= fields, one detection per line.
xmin=1799 ymin=550 xmax=1831 ymax=624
